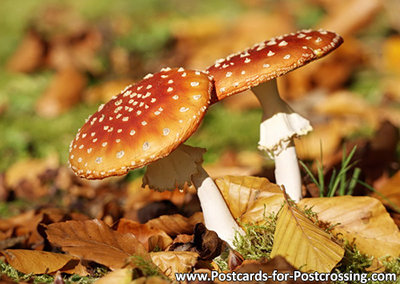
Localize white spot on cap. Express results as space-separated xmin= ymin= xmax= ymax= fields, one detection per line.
xmin=142 ymin=121 xmax=147 ymax=125
xmin=172 ymin=95 xmax=179 ymax=100
xmin=168 ymin=80 xmax=173 ymax=84
xmin=182 ymin=72 xmax=187 ymax=77
xmin=116 ymin=151 xmax=125 ymax=159
xmin=161 ymin=75 xmax=168 ymax=78
xmin=226 ymin=72 xmax=232 ymax=77
xmin=116 ymin=139 xmax=121 ymax=143
xmin=220 ymin=87 xmax=226 ymax=93
xmin=102 ymin=142 xmax=107 ymax=147
xmin=161 ymin=67 xmax=171 ymax=72
xmin=178 ymin=67 xmax=185 ymax=72
xmin=144 ymin=73 xmax=153 ymax=79
xmin=98 ymin=104 xmax=105 ymax=111
xmin=241 ymin=71 xmax=246 ymax=75
xmin=279 ymin=41 xmax=288 ymax=46
xmin=297 ymin=33 xmax=306 ymax=38
xmin=316 ymin=37 xmax=322 ymax=43
xmin=146 ymin=85 xmax=152 ymax=89
xmin=167 ymin=87 xmax=173 ymax=92
xmin=283 ymin=54 xmax=291 ymax=60
xmin=267 ymin=40 xmax=276 ymax=46
xmin=244 ymin=58 xmax=251 ymax=63
xmin=78 ymin=157 xmax=82 ymax=163
xmin=180 ymin=107 xmax=189 ymax=112
xmin=87 ymin=148 xmax=92 ymax=153
xmin=122 ymin=117 xmax=129 ymax=122
xmin=267 ymin=51 xmax=275 ymax=56
xmin=95 ymin=157 xmax=102 ymax=164
xmin=193 ymin=94 xmax=201 ymax=100
xmin=191 ymin=82 xmax=199 ymax=87
xmin=163 ymin=128 xmax=170 ymax=136
xmin=130 ymin=130 xmax=136 ymax=136
xmin=79 ymin=144 xmax=84 ymax=149
xmin=263 ymin=64 xmax=270 ymax=68
xmin=117 ymin=129 xmax=122 ymax=133
xmin=93 ymin=138 xmax=98 ymax=142
xmin=143 ymin=142 xmax=149 ymax=150
xmin=151 ymin=98 xmax=156 ymax=103
xmin=137 ymin=110 xmax=142 ymax=115
xmin=82 ymin=133 xmax=87 ymax=138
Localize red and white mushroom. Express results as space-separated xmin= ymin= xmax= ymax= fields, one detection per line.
xmin=69 ymin=67 xmax=243 ymax=247
xmin=207 ymin=29 xmax=343 ymax=202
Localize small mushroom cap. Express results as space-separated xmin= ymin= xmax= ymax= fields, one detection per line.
xmin=69 ymin=68 xmax=212 ymax=179
xmin=207 ymin=29 xmax=343 ymax=102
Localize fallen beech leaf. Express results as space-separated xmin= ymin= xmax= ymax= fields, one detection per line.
xmin=299 ymin=196 xmax=400 ymax=258
xmin=270 ymin=203 xmax=344 ymax=272
xmin=6 ymin=29 xmax=45 ymax=73
xmin=1 ymin=249 xmax=81 ymax=275
xmin=146 ymin=212 xmax=203 ymax=237
xmin=94 ymin=268 xmax=131 ymax=284
xmin=374 ymin=171 xmax=400 ymax=210
xmin=46 ymin=219 xmax=149 ymax=269
xmin=215 ymin=176 xmax=284 ymax=224
xmin=35 ymin=67 xmax=87 ymax=118
xmin=117 ymin=218 xmax=173 ymax=251
xmin=295 ymin=120 xmax=343 ymax=161
xmin=5 ymin=155 xmax=59 ymax=199
xmin=150 ymin=251 xmax=198 ymax=280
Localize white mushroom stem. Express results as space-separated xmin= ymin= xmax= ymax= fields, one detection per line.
xmin=143 ymin=144 xmax=244 ymax=247
xmin=252 ymin=79 xmax=312 ymax=202
xmin=192 ymin=167 xmax=244 ymax=247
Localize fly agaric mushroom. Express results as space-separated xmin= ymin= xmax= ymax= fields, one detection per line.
xmin=69 ymin=67 xmax=243 ymax=247
xmin=207 ymin=29 xmax=343 ymax=202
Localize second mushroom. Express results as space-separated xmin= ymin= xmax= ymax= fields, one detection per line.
xmin=207 ymin=29 xmax=343 ymax=202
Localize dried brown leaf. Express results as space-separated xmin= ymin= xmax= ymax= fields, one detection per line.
xmin=146 ymin=212 xmax=203 ymax=237
xmin=35 ymin=67 xmax=87 ymax=118
xmin=299 ymin=196 xmax=400 ymax=258
xmin=46 ymin=219 xmax=149 ymax=269
xmin=117 ymin=218 xmax=173 ymax=251
xmin=1 ymin=249 xmax=83 ymax=275
xmin=150 ymin=251 xmax=198 ymax=280
xmin=215 ymin=176 xmax=284 ymax=224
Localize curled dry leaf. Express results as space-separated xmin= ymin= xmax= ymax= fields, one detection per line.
xmin=150 ymin=251 xmax=199 ymax=280
xmin=117 ymin=218 xmax=173 ymax=251
xmin=299 ymin=196 xmax=400 ymax=258
xmin=94 ymin=268 xmax=131 ymax=284
xmin=1 ymin=249 xmax=85 ymax=275
xmin=146 ymin=212 xmax=204 ymax=237
xmin=270 ymin=203 xmax=344 ymax=272
xmin=35 ymin=67 xmax=87 ymax=118
xmin=46 ymin=219 xmax=149 ymax=269
xmin=374 ymin=171 xmax=400 ymax=210
xmin=215 ymin=176 xmax=284 ymax=224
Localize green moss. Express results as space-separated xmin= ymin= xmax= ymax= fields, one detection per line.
xmin=0 ymin=260 xmax=100 ymax=284
xmin=233 ymin=213 xmax=277 ymax=260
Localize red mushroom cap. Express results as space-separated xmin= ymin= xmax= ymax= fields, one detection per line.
xmin=207 ymin=29 xmax=343 ymax=102
xmin=69 ymin=68 xmax=212 ymax=179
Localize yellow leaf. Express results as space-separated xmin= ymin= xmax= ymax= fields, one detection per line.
xmin=95 ymin=269 xmax=132 ymax=284
xmin=299 ymin=196 xmax=400 ymax=258
xmin=2 ymin=249 xmax=81 ymax=275
xmin=215 ymin=176 xmax=284 ymax=224
xmin=150 ymin=251 xmax=198 ymax=280
xmin=270 ymin=203 xmax=344 ymax=272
